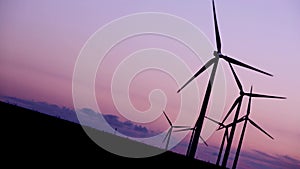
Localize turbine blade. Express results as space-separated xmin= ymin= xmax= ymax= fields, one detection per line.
xmin=221 ymin=55 xmax=273 ymax=77
xmin=173 ymin=126 xmax=191 ymax=128
xmin=219 ymin=117 xmax=244 ymax=130
xmin=249 ymin=119 xmax=274 ymax=140
xmin=246 ymin=86 xmax=253 ymax=116
xmin=174 ymin=128 xmax=193 ymax=132
xmin=205 ymin=116 xmax=222 ymax=126
xmin=229 ymin=63 xmax=243 ymax=91
xmin=177 ymin=58 xmax=215 ymax=93
xmin=217 ymin=123 xmax=231 ymax=131
xmin=221 ymin=96 xmax=241 ymax=124
xmin=212 ymin=0 xmax=222 ymax=53
xmin=163 ymin=110 xmax=172 ymax=126
xmin=162 ymin=129 xmax=171 ymax=143
xmin=248 ymin=93 xmax=286 ymax=99
xmin=200 ymin=136 xmax=208 ymax=147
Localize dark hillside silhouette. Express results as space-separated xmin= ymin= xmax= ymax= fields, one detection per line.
xmin=0 ymin=101 xmax=226 ymax=168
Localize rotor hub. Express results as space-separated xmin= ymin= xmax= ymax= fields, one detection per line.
xmin=213 ymin=51 xmax=221 ymax=57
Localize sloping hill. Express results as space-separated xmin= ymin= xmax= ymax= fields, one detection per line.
xmin=0 ymin=101 xmax=225 ymax=168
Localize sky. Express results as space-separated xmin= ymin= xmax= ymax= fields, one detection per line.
xmin=0 ymin=0 xmax=299 ymax=168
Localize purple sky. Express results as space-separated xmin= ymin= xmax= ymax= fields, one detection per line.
xmin=0 ymin=0 xmax=299 ymax=167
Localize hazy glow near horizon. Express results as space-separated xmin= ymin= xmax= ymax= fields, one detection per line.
xmin=0 ymin=0 xmax=299 ymax=163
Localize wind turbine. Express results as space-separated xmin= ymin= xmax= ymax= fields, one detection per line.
xmin=177 ymin=0 xmax=272 ymax=159
xmin=219 ymin=63 xmax=286 ymax=167
xmin=230 ymin=86 xmax=274 ymax=169
xmin=162 ymin=110 xmax=189 ymax=150
xmin=205 ymin=116 xmax=234 ymax=166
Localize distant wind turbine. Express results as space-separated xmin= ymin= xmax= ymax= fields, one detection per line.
xmin=177 ymin=0 xmax=273 ymax=159
xmin=205 ymin=116 xmax=233 ymax=166
xmin=162 ymin=110 xmax=189 ymax=150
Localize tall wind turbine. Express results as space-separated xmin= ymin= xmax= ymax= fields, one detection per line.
xmin=231 ymin=86 xmax=274 ymax=169
xmin=177 ymin=0 xmax=272 ymax=159
xmin=162 ymin=110 xmax=189 ymax=150
xmin=219 ymin=63 xmax=286 ymax=167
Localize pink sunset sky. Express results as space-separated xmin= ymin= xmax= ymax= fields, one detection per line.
xmin=0 ymin=0 xmax=299 ymax=166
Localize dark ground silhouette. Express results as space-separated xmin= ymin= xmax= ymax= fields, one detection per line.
xmin=0 ymin=101 xmax=226 ymax=168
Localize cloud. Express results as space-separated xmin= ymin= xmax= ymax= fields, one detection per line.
xmin=238 ymin=150 xmax=300 ymax=169
xmin=102 ymin=113 xmax=156 ymax=138
xmin=80 ymin=108 xmax=99 ymax=117
xmin=1 ymin=95 xmax=79 ymax=123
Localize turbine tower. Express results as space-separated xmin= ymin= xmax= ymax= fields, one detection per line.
xmin=177 ymin=0 xmax=272 ymax=159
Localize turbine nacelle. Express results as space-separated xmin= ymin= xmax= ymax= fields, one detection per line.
xmin=213 ymin=51 xmax=222 ymax=58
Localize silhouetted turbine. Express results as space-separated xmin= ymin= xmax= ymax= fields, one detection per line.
xmin=224 ymin=87 xmax=274 ymax=169
xmin=162 ymin=111 xmax=189 ymax=150
xmin=219 ymin=63 xmax=285 ymax=167
xmin=205 ymin=116 xmax=234 ymax=166
xmin=177 ymin=0 xmax=272 ymax=159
